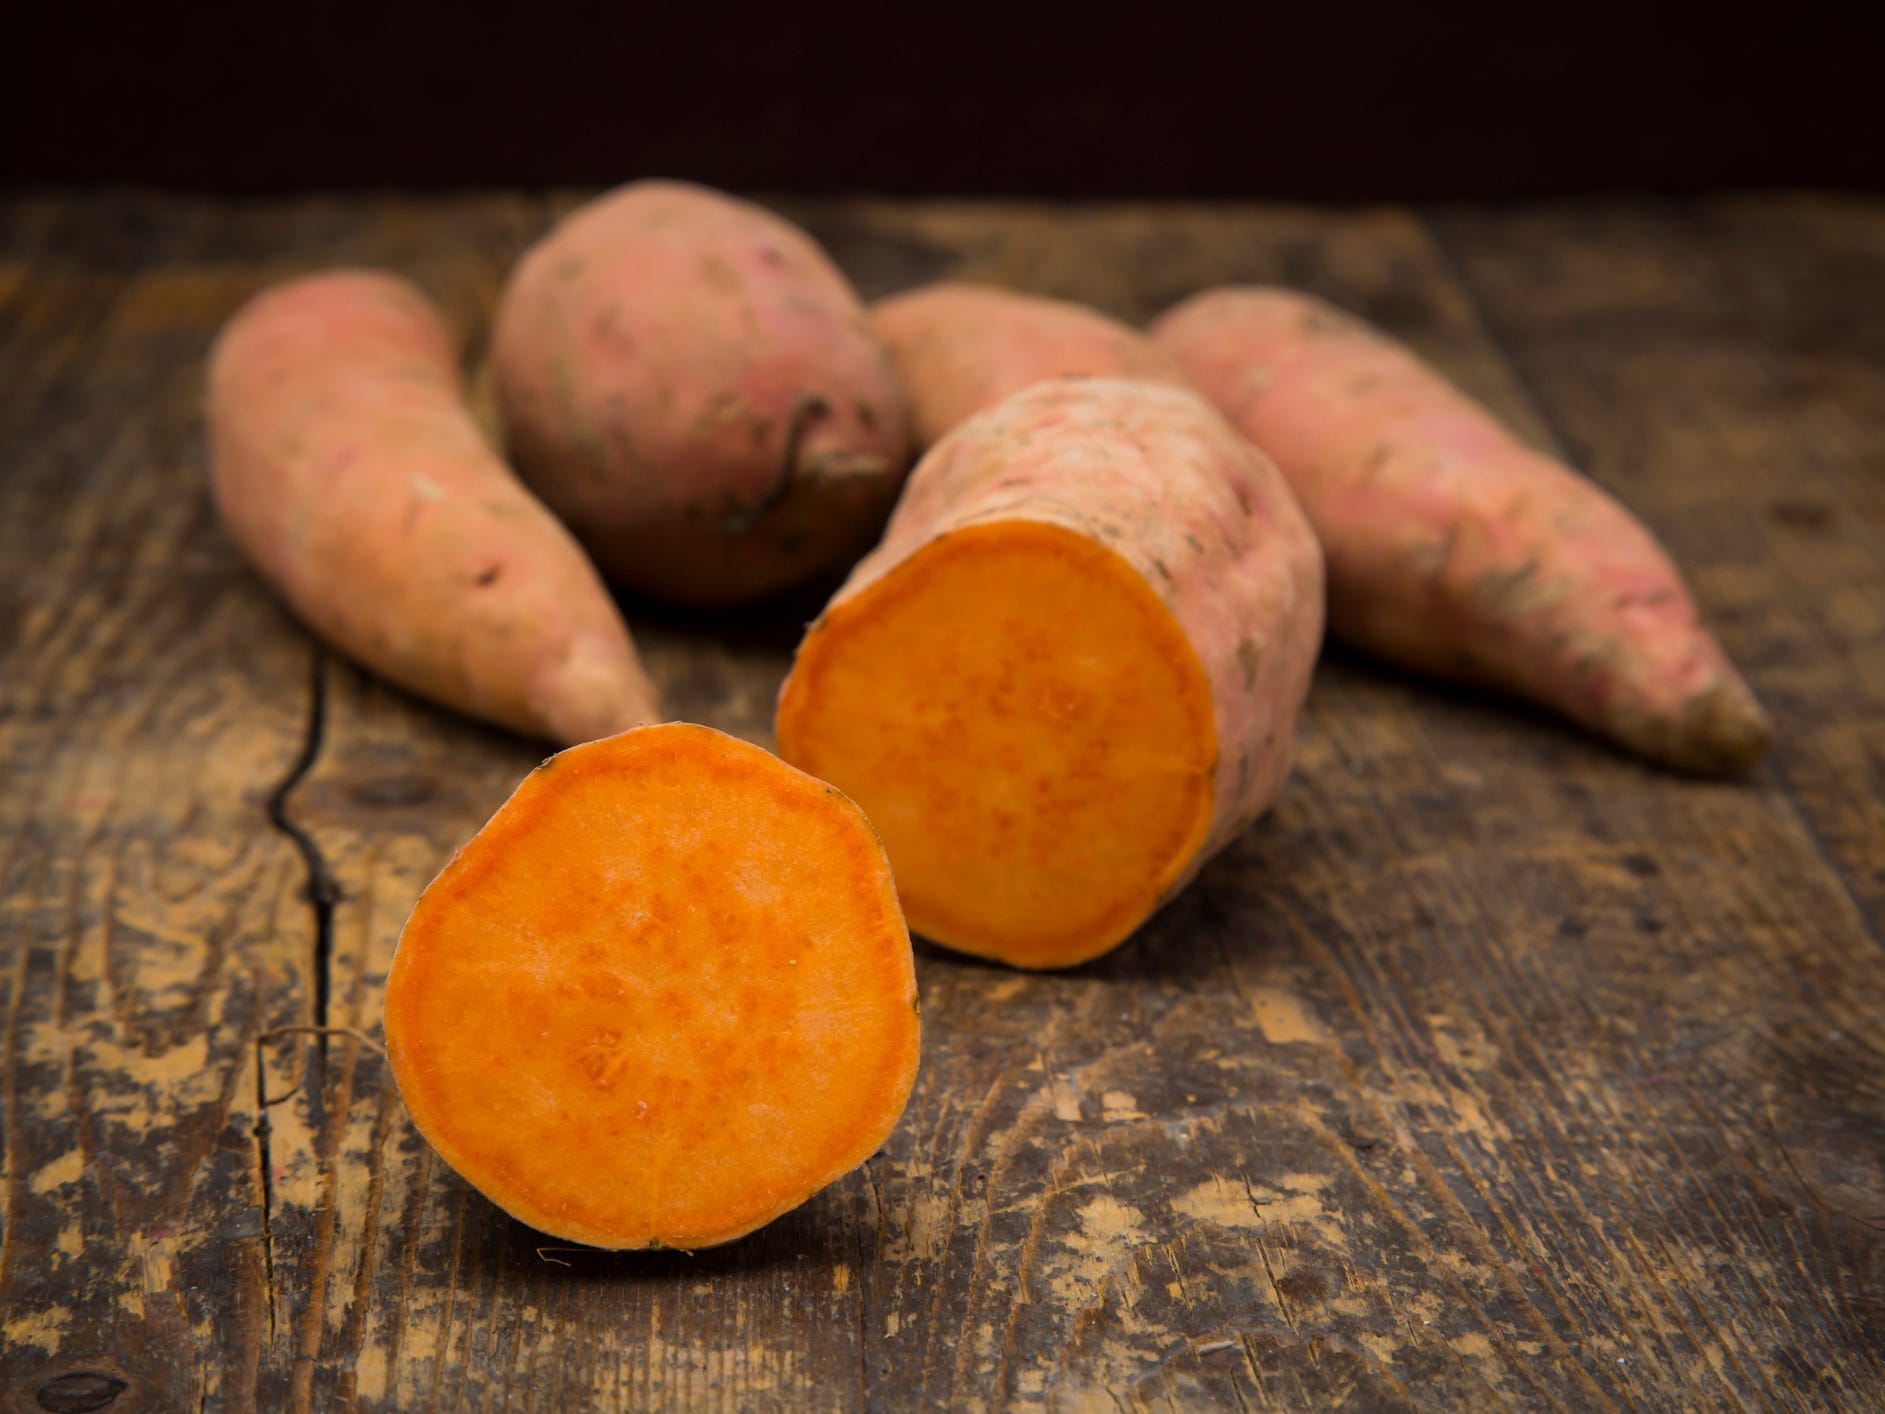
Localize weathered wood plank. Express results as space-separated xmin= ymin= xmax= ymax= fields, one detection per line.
xmin=1429 ymin=193 xmax=1885 ymax=1399
xmin=0 ymin=203 xmax=319 ymax=1411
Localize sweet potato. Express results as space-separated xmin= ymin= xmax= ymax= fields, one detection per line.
xmin=776 ymin=378 xmax=1324 ymax=969
xmin=385 ymin=722 xmax=920 ymax=1250
xmin=873 ymin=282 xmax=1190 ymax=449
xmin=208 ymin=269 xmax=661 ymax=745
xmin=491 ymin=181 xmax=913 ymax=607
xmin=1152 ymin=287 xmax=1770 ymax=773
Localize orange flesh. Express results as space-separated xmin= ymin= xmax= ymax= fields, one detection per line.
xmin=384 ymin=724 xmax=919 ymax=1250
xmin=777 ymin=520 xmax=1217 ymax=968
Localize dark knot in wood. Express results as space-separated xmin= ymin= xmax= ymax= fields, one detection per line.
xmin=36 ymin=1372 xmax=129 ymax=1413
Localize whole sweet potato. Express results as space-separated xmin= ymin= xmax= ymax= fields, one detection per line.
xmin=777 ymin=378 xmax=1324 ymax=969
xmin=208 ymin=269 xmax=661 ymax=744
xmin=491 ymin=181 xmax=913 ymax=607
xmin=1153 ymin=287 xmax=1769 ymax=773
xmin=873 ymin=282 xmax=1190 ymax=449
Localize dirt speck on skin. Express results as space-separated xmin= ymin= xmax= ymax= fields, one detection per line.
xmin=1468 ymin=557 xmax=1552 ymax=617
xmin=700 ymin=255 xmax=744 ymax=295
xmin=1237 ymin=638 xmax=1262 ymax=691
xmin=1302 ymin=307 xmax=1361 ymax=338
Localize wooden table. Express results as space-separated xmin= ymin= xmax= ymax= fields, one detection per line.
xmin=1 ymin=191 xmax=1881 ymax=1411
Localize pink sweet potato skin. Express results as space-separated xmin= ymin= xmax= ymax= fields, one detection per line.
xmin=795 ymin=377 xmax=1325 ymax=902
xmin=873 ymin=283 xmax=1192 ymax=450
xmin=490 ymin=181 xmax=913 ymax=607
xmin=208 ymin=270 xmax=662 ymax=745
xmin=1152 ymin=287 xmax=1770 ymax=773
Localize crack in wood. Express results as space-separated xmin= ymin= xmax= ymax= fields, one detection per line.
xmin=251 ymin=645 xmax=337 ymax=1352
xmin=250 ymin=1003 xmax=278 ymax=1345
xmin=1241 ymin=1175 xmax=1299 ymax=1340
xmin=264 ymin=647 xmax=338 ymax=1052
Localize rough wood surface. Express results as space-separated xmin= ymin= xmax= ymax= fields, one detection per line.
xmin=0 ymin=191 xmax=1880 ymax=1411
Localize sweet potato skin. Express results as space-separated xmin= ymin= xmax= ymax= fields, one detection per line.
xmin=208 ymin=269 xmax=661 ymax=744
xmin=873 ymin=282 xmax=1191 ymax=449
xmin=491 ymin=181 xmax=913 ymax=607
xmin=778 ymin=378 xmax=1325 ymax=964
xmin=1152 ymin=287 xmax=1769 ymax=773
xmin=385 ymin=723 xmax=920 ymax=1250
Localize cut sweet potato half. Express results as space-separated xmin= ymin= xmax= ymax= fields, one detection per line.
xmin=385 ymin=722 xmax=920 ymax=1250
xmin=775 ymin=378 xmax=1326 ymax=970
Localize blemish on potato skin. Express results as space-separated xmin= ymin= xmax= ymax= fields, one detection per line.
xmin=1468 ymin=557 xmax=1547 ymax=617
xmin=1612 ymin=588 xmax=1679 ymax=611
xmin=1237 ymin=639 xmax=1262 ymax=691
xmin=699 ymin=256 xmax=743 ymax=295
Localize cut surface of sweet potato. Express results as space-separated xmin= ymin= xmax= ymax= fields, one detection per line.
xmin=777 ymin=519 xmax=1217 ymax=968
xmin=385 ymin=723 xmax=920 ymax=1250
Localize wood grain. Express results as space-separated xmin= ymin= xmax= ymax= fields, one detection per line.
xmin=0 ymin=201 xmax=315 ymax=1411
xmin=0 ymin=191 xmax=1879 ymax=1411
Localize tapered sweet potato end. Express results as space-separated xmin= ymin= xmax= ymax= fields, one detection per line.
xmin=1610 ymin=675 xmax=1773 ymax=776
xmin=385 ymin=723 xmax=919 ymax=1250
xmin=525 ymin=633 xmax=666 ymax=745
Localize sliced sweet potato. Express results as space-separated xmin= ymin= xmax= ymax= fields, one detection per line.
xmin=385 ymin=723 xmax=920 ymax=1250
xmin=776 ymin=378 xmax=1325 ymax=969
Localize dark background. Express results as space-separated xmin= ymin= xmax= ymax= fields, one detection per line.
xmin=5 ymin=2 xmax=1881 ymax=198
